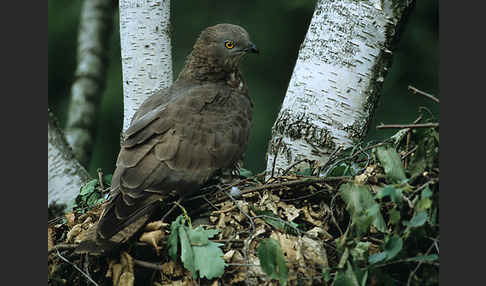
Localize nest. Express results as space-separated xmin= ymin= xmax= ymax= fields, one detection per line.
xmin=48 ymin=115 xmax=439 ymax=286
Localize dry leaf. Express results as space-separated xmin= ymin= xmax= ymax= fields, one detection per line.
xmin=139 ymin=230 xmax=164 ymax=254
xmin=354 ymin=173 xmax=368 ymax=185
xmin=48 ymin=227 xmax=54 ymax=251
xmin=65 ymin=224 xmax=83 ymax=243
xmin=181 ymin=277 xmax=197 ymax=286
xmin=306 ymin=226 xmax=333 ymax=240
xmin=301 ymin=236 xmax=328 ymax=268
xmin=107 ymin=252 xmax=135 ymax=286
xmin=229 ymin=271 xmax=247 ymax=284
xmin=144 ymin=220 xmax=167 ymax=231
xmin=278 ymin=201 xmax=301 ymax=221
xmin=302 ymin=206 xmax=322 ymax=227
xmin=65 ymin=212 xmax=76 ymax=227
xmin=223 ymin=249 xmax=236 ymax=262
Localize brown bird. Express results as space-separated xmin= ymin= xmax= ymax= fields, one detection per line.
xmin=76 ymin=23 xmax=258 ymax=254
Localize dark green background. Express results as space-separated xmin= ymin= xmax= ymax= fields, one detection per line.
xmin=48 ymin=1 xmax=438 ymax=177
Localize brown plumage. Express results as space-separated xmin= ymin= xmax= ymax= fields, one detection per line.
xmin=75 ymin=24 xmax=258 ymax=254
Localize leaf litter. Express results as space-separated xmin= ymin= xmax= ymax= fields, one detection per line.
xmin=48 ymin=112 xmax=439 ymax=286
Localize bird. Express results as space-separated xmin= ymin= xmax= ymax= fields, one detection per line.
xmin=75 ymin=23 xmax=259 ymax=255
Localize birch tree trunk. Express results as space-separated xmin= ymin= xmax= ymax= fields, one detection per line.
xmin=266 ymin=0 xmax=415 ymax=177
xmin=48 ymin=110 xmax=91 ymax=207
xmin=64 ymin=0 xmax=114 ymax=167
xmin=119 ymin=0 xmax=173 ymax=133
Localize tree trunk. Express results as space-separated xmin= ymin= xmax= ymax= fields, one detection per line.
xmin=64 ymin=0 xmax=114 ymax=167
xmin=48 ymin=110 xmax=91 ymax=207
xmin=119 ymin=0 xmax=173 ymax=133
xmin=265 ymin=0 xmax=415 ymax=177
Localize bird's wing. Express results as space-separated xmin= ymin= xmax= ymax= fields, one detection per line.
xmin=96 ymin=83 xmax=252 ymax=241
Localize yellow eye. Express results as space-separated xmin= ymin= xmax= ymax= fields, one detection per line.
xmin=224 ymin=40 xmax=235 ymax=49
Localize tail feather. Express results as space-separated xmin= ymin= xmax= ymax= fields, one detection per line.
xmin=74 ymin=189 xmax=163 ymax=255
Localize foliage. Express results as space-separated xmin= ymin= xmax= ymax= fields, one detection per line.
xmin=257 ymin=238 xmax=289 ymax=286
xmin=168 ymin=215 xmax=226 ymax=279
xmin=324 ymin=117 xmax=439 ymax=285
xmin=68 ymin=173 xmax=112 ymax=213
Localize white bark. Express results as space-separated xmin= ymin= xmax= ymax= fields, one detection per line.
xmin=119 ymin=0 xmax=173 ymax=133
xmin=64 ymin=0 xmax=113 ymax=167
xmin=266 ymin=0 xmax=415 ymax=177
xmin=48 ymin=110 xmax=91 ymax=207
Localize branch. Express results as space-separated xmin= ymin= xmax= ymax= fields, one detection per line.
xmin=408 ymin=85 xmax=440 ymax=103
xmin=376 ymin=123 xmax=439 ymax=129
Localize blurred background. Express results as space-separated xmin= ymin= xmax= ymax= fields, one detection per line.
xmin=48 ymin=0 xmax=438 ymax=177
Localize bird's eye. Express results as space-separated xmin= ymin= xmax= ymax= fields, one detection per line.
xmin=224 ymin=40 xmax=235 ymax=49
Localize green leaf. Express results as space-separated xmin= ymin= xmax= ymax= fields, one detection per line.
xmin=257 ymin=238 xmax=288 ymax=286
xmin=296 ymin=167 xmax=312 ymax=176
xmin=322 ymin=268 xmax=332 ymax=282
xmin=86 ymin=192 xmax=101 ymax=207
xmin=388 ymin=208 xmax=401 ymax=225
xmin=405 ymin=254 xmax=439 ymax=263
xmin=366 ymin=204 xmax=386 ymax=232
xmin=79 ymin=179 xmax=98 ymax=195
xmin=179 ymin=225 xmax=196 ymax=277
xmin=168 ymin=216 xmax=226 ymax=279
xmin=350 ymin=242 xmax=370 ymax=262
xmin=415 ymin=198 xmax=432 ymax=212
xmin=421 ymin=186 xmax=433 ymax=199
xmin=168 ymin=215 xmax=185 ymax=261
xmin=403 ymin=211 xmax=428 ymax=228
xmin=334 ymin=261 xmax=361 ymax=286
xmin=375 ymin=146 xmax=407 ymax=182
xmin=253 ymin=210 xmax=301 ymax=235
xmin=239 ymin=168 xmax=253 ymax=178
xmin=368 ymin=252 xmax=387 ymax=264
xmin=376 ymin=185 xmax=402 ymax=204
xmin=368 ymin=236 xmax=403 ymax=264
xmin=192 ymin=240 xmax=226 ymax=279
xmin=382 ymin=235 xmax=403 ymax=260
xmin=188 ymin=227 xmax=219 ymax=246
xmin=340 ymin=183 xmax=384 ymax=235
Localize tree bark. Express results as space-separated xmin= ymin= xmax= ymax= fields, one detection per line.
xmin=265 ymin=0 xmax=415 ymax=177
xmin=48 ymin=110 xmax=91 ymax=207
xmin=119 ymin=0 xmax=173 ymax=133
xmin=64 ymin=0 xmax=114 ymax=167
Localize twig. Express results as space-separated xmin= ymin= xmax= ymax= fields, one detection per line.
xmin=282 ymin=158 xmax=310 ymax=176
xmin=239 ymin=176 xmax=350 ymax=197
xmin=160 ymin=197 xmax=183 ymax=223
xmin=97 ymin=168 xmax=104 ymax=190
xmin=55 ymin=249 xmax=99 ymax=286
xmin=269 ymin=137 xmax=283 ymax=180
xmin=133 ymin=259 xmax=164 ymax=271
xmin=408 ymin=85 xmax=440 ymax=103
xmin=376 ymin=123 xmax=439 ymax=129
xmin=48 ymin=243 xmax=77 ymax=256
xmin=330 ymin=193 xmax=344 ymax=236
xmin=407 ymin=240 xmax=437 ymax=286
xmin=401 ymin=146 xmax=418 ymax=161
xmin=402 ymin=193 xmax=414 ymax=209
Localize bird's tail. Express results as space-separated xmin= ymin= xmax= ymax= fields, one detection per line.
xmin=74 ymin=189 xmax=163 ymax=255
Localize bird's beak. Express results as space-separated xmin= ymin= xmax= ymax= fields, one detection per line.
xmin=247 ymin=42 xmax=259 ymax=54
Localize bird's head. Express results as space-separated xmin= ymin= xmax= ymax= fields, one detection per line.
xmin=181 ymin=24 xmax=259 ymax=79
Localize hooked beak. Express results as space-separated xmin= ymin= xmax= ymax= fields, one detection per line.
xmin=246 ymin=42 xmax=259 ymax=54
